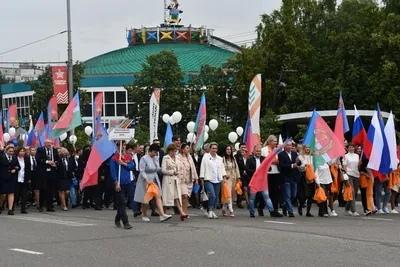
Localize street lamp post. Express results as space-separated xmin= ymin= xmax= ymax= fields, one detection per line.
xmin=66 ymin=0 xmax=74 ymax=135
xmin=272 ymin=69 xmax=298 ymax=112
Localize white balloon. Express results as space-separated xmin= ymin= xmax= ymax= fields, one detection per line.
xmin=228 ymin=132 xmax=238 ymax=143
xmin=8 ymin=127 xmax=16 ymax=136
xmin=234 ymin=142 xmax=240 ymax=151
xmin=22 ymin=134 xmax=28 ymax=141
xmin=204 ymin=132 xmax=209 ymax=142
xmin=60 ymin=132 xmax=68 ymax=141
xmin=205 ymin=125 xmax=210 ymax=133
xmin=186 ymin=121 xmax=195 ymax=133
xmin=172 ymin=111 xmax=182 ymax=124
xmin=209 ymin=119 xmax=218 ymax=131
xmin=69 ymin=135 xmax=77 ymax=144
xmin=3 ymin=133 xmax=10 ymax=142
xmin=84 ymin=126 xmax=93 ymax=136
xmin=162 ymin=114 xmax=170 ymax=124
xmin=236 ymin=126 xmax=244 ymax=137
xmin=187 ymin=132 xmax=196 ymax=143
xmin=169 ymin=116 xmax=175 ymax=125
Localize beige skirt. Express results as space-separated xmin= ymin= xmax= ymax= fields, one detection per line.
xmin=181 ymin=182 xmax=193 ymax=196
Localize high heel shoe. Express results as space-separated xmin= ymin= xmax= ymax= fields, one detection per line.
xmin=180 ymin=214 xmax=189 ymax=221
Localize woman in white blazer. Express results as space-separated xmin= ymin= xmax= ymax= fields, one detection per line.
xmin=200 ymin=142 xmax=227 ymax=219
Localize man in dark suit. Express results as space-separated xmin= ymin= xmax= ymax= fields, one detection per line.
xmin=278 ymin=141 xmax=301 ymax=217
xmin=246 ymin=145 xmax=282 ymax=218
xmin=35 ymin=139 xmax=60 ymax=212
xmin=234 ymin=142 xmax=247 ymax=208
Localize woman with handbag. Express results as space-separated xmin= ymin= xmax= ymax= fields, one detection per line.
xmin=177 ymin=143 xmax=198 ymax=216
xmin=297 ymin=145 xmax=315 ymax=217
xmin=343 ymin=143 xmax=360 ymax=216
xmin=134 ymin=144 xmax=172 ymax=223
xmin=162 ymin=144 xmax=188 ymax=221
xmin=315 ymin=162 xmax=333 ymax=217
xmin=199 ymin=142 xmax=227 ymax=219
xmin=221 ymin=144 xmax=240 ymax=217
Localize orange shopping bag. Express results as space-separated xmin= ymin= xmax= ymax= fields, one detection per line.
xmin=343 ymin=185 xmax=353 ymax=201
xmin=330 ymin=165 xmax=339 ymax=193
xmin=235 ymin=180 xmax=243 ymax=195
xmin=221 ymin=182 xmax=231 ymax=204
xmin=305 ymin=164 xmax=316 ymax=182
xmin=314 ymin=186 xmax=327 ymax=203
xmin=144 ymin=182 xmax=159 ymax=203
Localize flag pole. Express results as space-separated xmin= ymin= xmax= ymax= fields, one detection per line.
xmin=66 ymin=0 xmax=74 ymax=135
xmin=118 ymin=140 xmax=122 ymax=184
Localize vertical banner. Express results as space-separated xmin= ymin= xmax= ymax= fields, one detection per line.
xmin=149 ymin=88 xmax=160 ymax=143
xmin=248 ymin=74 xmax=262 ymax=146
xmin=92 ymin=92 xmax=104 ymax=142
xmin=52 ymin=66 xmax=68 ymax=104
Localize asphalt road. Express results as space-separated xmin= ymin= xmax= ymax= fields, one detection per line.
xmin=1 ymin=203 xmax=400 ymax=267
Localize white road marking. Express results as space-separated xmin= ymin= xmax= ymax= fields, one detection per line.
xmin=4 ymin=216 xmax=95 ymax=226
xmin=10 ymin=248 xmax=43 ymax=255
xmin=207 ymin=251 xmax=215 ymax=255
xmin=361 ymin=217 xmax=393 ymax=222
xmin=264 ymin=220 xmax=295 ymax=225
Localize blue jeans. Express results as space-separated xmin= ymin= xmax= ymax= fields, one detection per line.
xmin=204 ymin=181 xmax=221 ymax=210
xmin=249 ymin=190 xmax=274 ymax=215
xmin=374 ymin=179 xmax=390 ymax=210
xmin=283 ymin=180 xmax=297 ymax=213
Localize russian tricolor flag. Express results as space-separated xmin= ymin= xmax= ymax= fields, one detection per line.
xmin=366 ymin=104 xmax=391 ymax=175
xmin=352 ymin=105 xmax=371 ymax=158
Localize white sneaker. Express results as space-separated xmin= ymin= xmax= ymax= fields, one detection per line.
xmin=376 ymin=209 xmax=385 ymax=215
xmin=391 ymin=209 xmax=399 ymax=214
xmin=142 ymin=216 xmax=150 ymax=222
xmin=212 ymin=211 xmax=218 ymax=219
xmin=202 ymin=207 xmax=209 ymax=216
xmin=208 ymin=211 xmax=214 ymax=219
xmin=160 ymin=214 xmax=172 ymax=222
xmin=351 ymin=212 xmax=360 ymax=217
xmin=329 ymin=210 xmax=338 ymax=217
xmin=383 ymin=207 xmax=390 ymax=214
xmin=344 ymin=210 xmax=352 ymax=216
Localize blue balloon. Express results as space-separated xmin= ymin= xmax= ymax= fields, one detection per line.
xmin=12 ymin=138 xmax=18 ymax=146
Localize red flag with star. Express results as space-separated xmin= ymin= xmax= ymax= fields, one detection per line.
xmin=52 ymin=66 xmax=68 ymax=104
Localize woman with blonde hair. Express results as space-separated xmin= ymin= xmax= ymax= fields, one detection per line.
xmin=200 ymin=142 xmax=227 ymax=219
xmin=222 ymin=144 xmax=240 ymax=217
xmin=162 ymin=144 xmax=188 ymax=221
xmin=177 ymin=143 xmax=198 ymax=216
xmin=297 ymin=144 xmax=315 ymax=217
xmin=262 ymin=135 xmax=282 ymax=213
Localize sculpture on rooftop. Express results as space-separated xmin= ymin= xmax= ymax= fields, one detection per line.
xmin=167 ymin=0 xmax=183 ymax=24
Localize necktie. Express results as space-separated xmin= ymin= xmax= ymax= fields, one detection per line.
xmin=32 ymin=157 xmax=36 ymax=168
xmin=64 ymin=159 xmax=68 ymax=171
xmin=8 ymin=156 xmax=11 ymax=162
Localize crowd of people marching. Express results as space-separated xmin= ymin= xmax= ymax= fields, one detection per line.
xmin=0 ymin=135 xmax=399 ymax=230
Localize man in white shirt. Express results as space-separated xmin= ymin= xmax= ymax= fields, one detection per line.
xmin=129 ymin=143 xmax=142 ymax=217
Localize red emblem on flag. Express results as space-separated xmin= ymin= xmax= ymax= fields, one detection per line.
xmin=52 ymin=66 xmax=68 ymax=104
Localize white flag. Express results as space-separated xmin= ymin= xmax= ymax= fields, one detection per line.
xmin=149 ymin=89 xmax=160 ymax=143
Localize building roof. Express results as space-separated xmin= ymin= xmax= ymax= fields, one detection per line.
xmin=83 ymin=43 xmax=234 ymax=76
xmin=278 ymin=110 xmax=391 ymax=122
